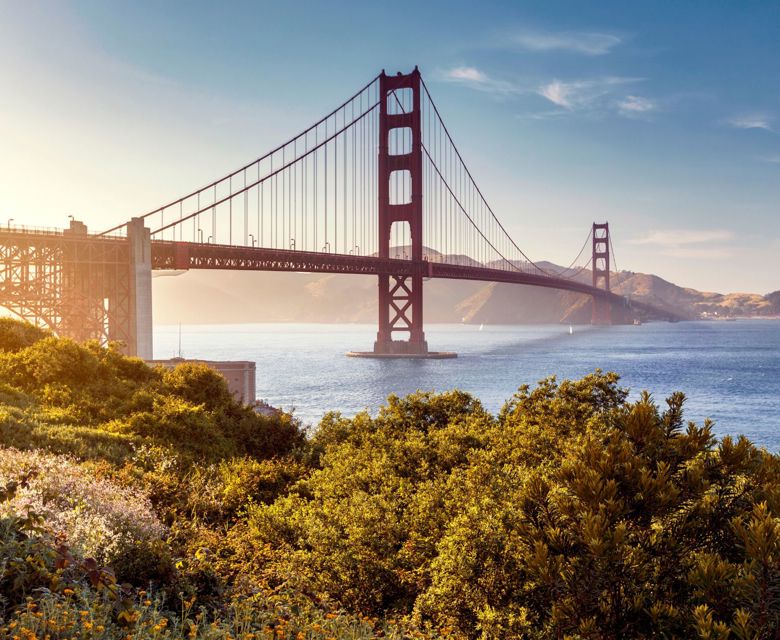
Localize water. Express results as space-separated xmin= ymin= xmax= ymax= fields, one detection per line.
xmin=155 ymin=321 xmax=780 ymax=449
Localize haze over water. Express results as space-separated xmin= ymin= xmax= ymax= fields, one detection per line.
xmin=155 ymin=320 xmax=780 ymax=450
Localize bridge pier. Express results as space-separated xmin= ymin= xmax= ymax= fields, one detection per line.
xmin=127 ymin=217 xmax=153 ymax=359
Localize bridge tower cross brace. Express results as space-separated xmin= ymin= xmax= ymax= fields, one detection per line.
xmin=373 ymin=68 xmax=428 ymax=355
xmin=591 ymin=222 xmax=612 ymax=325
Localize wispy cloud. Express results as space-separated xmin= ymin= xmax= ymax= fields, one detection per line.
xmin=440 ymin=66 xmax=519 ymax=95
xmin=511 ymin=29 xmax=623 ymax=56
xmin=726 ymin=113 xmax=775 ymax=132
xmin=445 ymin=66 xmax=488 ymax=83
xmin=536 ymin=77 xmax=642 ymax=112
xmin=617 ymin=95 xmax=656 ymax=117
xmin=629 ymin=229 xmax=736 ymax=259
xmin=759 ymin=154 xmax=780 ymax=163
xmin=443 ymin=67 xmax=656 ymax=120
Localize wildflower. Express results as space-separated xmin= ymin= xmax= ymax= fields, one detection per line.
xmin=0 ymin=448 xmax=166 ymax=566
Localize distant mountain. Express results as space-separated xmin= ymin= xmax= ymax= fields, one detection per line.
xmin=612 ymin=272 xmax=776 ymax=319
xmin=151 ymin=259 xmax=779 ymax=325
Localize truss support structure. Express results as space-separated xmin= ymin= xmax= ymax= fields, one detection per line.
xmin=591 ymin=222 xmax=612 ymax=325
xmin=0 ymin=220 xmax=153 ymax=358
xmin=373 ymin=68 xmax=428 ymax=356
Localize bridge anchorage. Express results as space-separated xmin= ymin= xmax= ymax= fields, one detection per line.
xmin=2 ymin=66 xmax=679 ymax=360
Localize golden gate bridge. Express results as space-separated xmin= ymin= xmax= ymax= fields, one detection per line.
xmin=0 ymin=68 xmax=677 ymax=359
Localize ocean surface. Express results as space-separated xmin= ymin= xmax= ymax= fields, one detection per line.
xmin=155 ymin=320 xmax=780 ymax=449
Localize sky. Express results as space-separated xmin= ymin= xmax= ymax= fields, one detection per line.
xmin=0 ymin=1 xmax=778 ymax=293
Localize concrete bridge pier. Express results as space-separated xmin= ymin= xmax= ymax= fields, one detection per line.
xmin=127 ymin=217 xmax=153 ymax=359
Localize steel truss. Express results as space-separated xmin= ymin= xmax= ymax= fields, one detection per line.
xmin=0 ymin=230 xmax=132 ymax=346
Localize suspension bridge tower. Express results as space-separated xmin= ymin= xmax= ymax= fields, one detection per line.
xmin=349 ymin=68 xmax=455 ymax=358
xmin=373 ymin=69 xmax=426 ymax=355
xmin=591 ymin=222 xmax=612 ymax=325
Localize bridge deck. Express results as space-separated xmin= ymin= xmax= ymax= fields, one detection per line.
xmin=150 ymin=240 xmax=619 ymax=301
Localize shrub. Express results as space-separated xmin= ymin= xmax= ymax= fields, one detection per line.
xmin=250 ymin=375 xmax=780 ymax=639
xmin=0 ymin=447 xmax=167 ymax=582
xmin=0 ymin=318 xmax=50 ymax=352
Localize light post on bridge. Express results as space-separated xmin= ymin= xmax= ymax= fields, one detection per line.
xmin=198 ymin=228 xmax=204 ymax=243
xmin=249 ymin=234 xmax=256 ymax=247
xmin=7 ymin=218 xmax=14 ymax=230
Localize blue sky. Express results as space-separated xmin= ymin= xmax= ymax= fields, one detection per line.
xmin=0 ymin=1 xmax=778 ymax=292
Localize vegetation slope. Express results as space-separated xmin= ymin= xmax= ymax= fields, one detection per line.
xmin=1 ymin=317 xmax=779 ymax=639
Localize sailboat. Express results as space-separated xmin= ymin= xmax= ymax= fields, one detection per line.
xmin=569 ymin=325 xmax=574 ymax=335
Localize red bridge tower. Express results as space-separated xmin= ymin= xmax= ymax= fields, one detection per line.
xmin=373 ymin=68 xmax=428 ymax=355
xmin=591 ymin=222 xmax=612 ymax=325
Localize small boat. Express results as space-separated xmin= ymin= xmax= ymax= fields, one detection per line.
xmin=479 ymin=323 xmax=484 ymax=331
xmin=633 ymin=319 xmax=642 ymax=326
xmin=569 ymin=325 xmax=573 ymax=335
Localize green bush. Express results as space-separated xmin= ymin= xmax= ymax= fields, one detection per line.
xmin=0 ymin=322 xmax=304 ymax=465
xmin=2 ymin=318 xmax=780 ymax=639
xmin=251 ymin=375 xmax=780 ymax=639
xmin=0 ymin=318 xmax=50 ymax=352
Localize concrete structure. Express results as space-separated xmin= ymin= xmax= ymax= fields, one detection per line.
xmin=128 ymin=217 xmax=153 ymax=359
xmin=148 ymin=358 xmax=256 ymax=404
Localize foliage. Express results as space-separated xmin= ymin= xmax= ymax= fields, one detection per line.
xmin=0 ymin=448 xmax=166 ymax=574
xmin=0 ymin=318 xmax=51 ymax=353
xmin=1 ymin=319 xmax=780 ymax=639
xmin=251 ymin=374 xmax=780 ymax=639
xmin=0 ymin=333 xmax=304 ymax=464
xmin=0 ymin=587 xmax=435 ymax=640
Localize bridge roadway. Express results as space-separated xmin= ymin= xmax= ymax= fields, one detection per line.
xmin=151 ymin=239 xmax=621 ymax=303
xmin=151 ymin=240 xmax=683 ymax=322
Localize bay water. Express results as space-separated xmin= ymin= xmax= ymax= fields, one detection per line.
xmin=155 ymin=320 xmax=780 ymax=449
